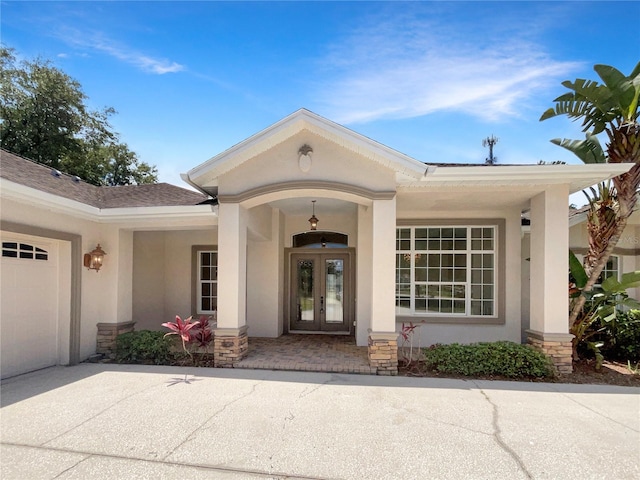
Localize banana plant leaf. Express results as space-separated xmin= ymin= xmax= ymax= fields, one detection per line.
xmin=569 ymin=250 xmax=588 ymax=289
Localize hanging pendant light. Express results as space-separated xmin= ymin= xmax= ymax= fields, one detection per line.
xmin=308 ymin=200 xmax=319 ymax=231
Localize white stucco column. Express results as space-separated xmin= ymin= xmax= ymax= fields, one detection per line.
xmin=368 ymin=197 xmax=398 ymax=375
xmin=214 ymin=202 xmax=249 ymax=366
xmin=370 ymin=197 xmax=397 ymax=332
xmin=116 ymin=229 xmax=133 ymax=323
xmin=216 ymin=202 xmax=248 ymax=330
xmin=527 ymin=184 xmax=572 ymax=373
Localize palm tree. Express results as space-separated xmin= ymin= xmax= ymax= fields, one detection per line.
xmin=540 ymin=62 xmax=640 ymax=356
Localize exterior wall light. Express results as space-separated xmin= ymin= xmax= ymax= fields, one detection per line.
xmin=84 ymin=244 xmax=106 ymax=272
xmin=308 ymin=200 xmax=319 ymax=231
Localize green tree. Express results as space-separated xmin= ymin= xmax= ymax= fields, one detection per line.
xmin=541 ymin=62 xmax=640 ymax=358
xmin=0 ymin=46 xmax=157 ymax=186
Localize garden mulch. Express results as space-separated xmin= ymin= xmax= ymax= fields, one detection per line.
xmin=400 ymin=358 xmax=640 ymax=386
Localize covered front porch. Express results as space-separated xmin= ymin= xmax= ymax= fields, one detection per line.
xmin=234 ymin=335 xmax=375 ymax=374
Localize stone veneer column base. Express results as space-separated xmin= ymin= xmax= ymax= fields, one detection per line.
xmin=214 ymin=326 xmax=249 ymax=367
xmin=368 ymin=332 xmax=399 ymax=376
xmin=526 ymin=330 xmax=573 ymax=374
xmin=96 ymin=321 xmax=135 ymax=359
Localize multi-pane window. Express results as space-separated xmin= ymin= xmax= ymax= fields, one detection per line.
xmin=574 ymin=254 xmax=620 ymax=286
xmin=597 ymin=255 xmax=619 ymax=285
xmin=2 ymin=242 xmax=48 ymax=260
xmin=396 ymin=226 xmax=496 ymax=316
xmin=198 ymin=250 xmax=217 ymax=314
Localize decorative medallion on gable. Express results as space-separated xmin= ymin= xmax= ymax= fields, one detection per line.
xmin=298 ymin=144 xmax=313 ymax=173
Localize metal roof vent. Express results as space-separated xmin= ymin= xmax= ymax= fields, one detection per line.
xmin=72 ymin=176 xmax=81 ymax=183
xmin=51 ymin=169 xmax=62 ymax=178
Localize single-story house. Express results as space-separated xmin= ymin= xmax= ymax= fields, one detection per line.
xmin=568 ymin=204 xmax=640 ymax=300
xmin=0 ymin=109 xmax=633 ymax=378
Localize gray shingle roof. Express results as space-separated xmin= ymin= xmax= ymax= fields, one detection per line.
xmin=0 ymin=149 xmax=209 ymax=208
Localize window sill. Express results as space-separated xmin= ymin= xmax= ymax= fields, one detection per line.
xmin=396 ymin=315 xmax=505 ymax=326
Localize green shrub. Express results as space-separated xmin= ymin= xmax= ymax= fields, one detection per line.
xmin=115 ymin=330 xmax=172 ymax=365
xmin=589 ymin=309 xmax=640 ymax=362
xmin=423 ymin=341 xmax=555 ymax=379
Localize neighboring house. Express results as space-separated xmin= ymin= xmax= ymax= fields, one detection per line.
xmin=0 ymin=109 xmax=632 ymax=378
xmin=568 ymin=204 xmax=640 ymax=301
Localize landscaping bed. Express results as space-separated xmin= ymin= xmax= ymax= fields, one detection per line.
xmin=400 ymin=358 xmax=640 ymax=386
xmin=399 ymin=341 xmax=640 ymax=386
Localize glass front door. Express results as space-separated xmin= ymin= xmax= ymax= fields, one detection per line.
xmin=290 ymin=253 xmax=351 ymax=332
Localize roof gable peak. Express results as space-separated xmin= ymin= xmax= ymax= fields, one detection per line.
xmin=183 ymin=108 xmax=427 ymax=189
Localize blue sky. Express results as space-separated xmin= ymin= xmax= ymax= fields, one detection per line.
xmin=2 ymin=1 xmax=639 ymax=201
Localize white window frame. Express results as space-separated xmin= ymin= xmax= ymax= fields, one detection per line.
xmin=574 ymin=253 xmax=620 ymax=286
xmin=396 ymin=225 xmax=498 ymax=318
xmin=197 ymin=249 xmax=218 ymax=315
xmin=598 ymin=255 xmax=620 ymax=285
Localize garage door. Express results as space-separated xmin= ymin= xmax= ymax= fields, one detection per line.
xmin=1 ymin=234 xmax=59 ymax=379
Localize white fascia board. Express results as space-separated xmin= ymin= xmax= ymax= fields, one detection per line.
xmin=97 ymin=205 xmax=217 ymax=224
xmin=569 ymin=212 xmax=588 ymax=227
xmin=185 ymin=112 xmax=306 ymax=184
xmin=180 ymin=173 xmax=216 ymax=196
xmin=184 ymin=109 xmax=427 ymax=187
xmin=1 ymin=179 xmax=217 ymax=225
xmin=299 ymin=112 xmax=427 ymax=178
xmin=411 ymin=163 xmax=632 ymax=193
xmin=1 ymin=179 xmax=100 ymax=220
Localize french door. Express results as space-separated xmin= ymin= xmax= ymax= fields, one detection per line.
xmin=289 ymin=252 xmax=352 ymax=333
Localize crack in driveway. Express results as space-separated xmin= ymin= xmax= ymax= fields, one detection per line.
xmin=472 ymin=382 xmax=533 ymax=479
xmin=162 ymin=381 xmax=260 ymax=460
xmin=41 ymin=382 xmax=162 ymax=448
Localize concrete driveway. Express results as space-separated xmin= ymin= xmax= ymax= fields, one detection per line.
xmin=1 ymin=364 xmax=638 ymax=479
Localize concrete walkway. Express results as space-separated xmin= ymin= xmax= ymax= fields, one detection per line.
xmin=1 ymin=364 xmax=638 ymax=480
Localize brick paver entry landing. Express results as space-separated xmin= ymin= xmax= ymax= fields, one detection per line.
xmin=235 ymin=335 xmax=376 ymax=374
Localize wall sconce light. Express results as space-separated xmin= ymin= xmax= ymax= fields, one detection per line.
xmin=84 ymin=244 xmax=106 ymax=272
xmin=308 ymin=200 xmax=319 ymax=231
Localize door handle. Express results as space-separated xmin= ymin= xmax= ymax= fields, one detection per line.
xmin=320 ymin=296 xmax=324 ymax=313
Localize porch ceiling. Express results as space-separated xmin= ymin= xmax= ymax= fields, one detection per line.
xmin=396 ymin=185 xmax=547 ymax=211
xmin=268 ymin=197 xmax=358 ymax=216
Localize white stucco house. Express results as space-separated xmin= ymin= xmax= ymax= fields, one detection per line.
xmin=0 ymin=109 xmax=633 ymax=378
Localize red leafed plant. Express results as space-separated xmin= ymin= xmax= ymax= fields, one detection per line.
xmin=399 ymin=322 xmax=421 ymax=366
xmin=400 ymin=322 xmax=417 ymax=341
xmin=189 ymin=315 xmax=213 ymax=348
xmin=161 ymin=315 xmax=200 ymax=354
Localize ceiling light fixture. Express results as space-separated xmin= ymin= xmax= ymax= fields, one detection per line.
xmin=308 ymin=200 xmax=319 ymax=231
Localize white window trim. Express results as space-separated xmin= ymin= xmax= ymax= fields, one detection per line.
xmin=396 ymin=225 xmax=497 ymax=318
xmin=574 ymin=253 xmax=620 ymax=286
xmin=191 ymin=245 xmax=218 ymax=316
xmin=197 ymin=250 xmax=217 ymax=315
xmin=395 ymin=219 xmax=506 ymax=325
xmin=599 ymin=255 xmax=620 ymax=285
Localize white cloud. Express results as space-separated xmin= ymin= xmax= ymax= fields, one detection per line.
xmin=92 ymin=40 xmax=184 ymax=74
xmin=57 ymin=28 xmax=184 ymax=75
xmin=317 ymin=13 xmax=581 ymax=124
